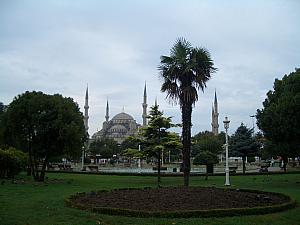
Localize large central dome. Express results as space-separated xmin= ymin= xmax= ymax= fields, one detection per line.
xmin=112 ymin=112 xmax=134 ymax=121
xmin=91 ymin=83 xmax=147 ymax=144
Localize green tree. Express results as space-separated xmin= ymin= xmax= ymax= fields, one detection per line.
xmin=0 ymin=102 xmax=4 ymax=115
xmin=120 ymin=136 xmax=142 ymax=151
xmin=122 ymin=148 xmax=142 ymax=165
xmin=193 ymin=151 xmax=218 ymax=180
xmin=0 ymin=91 xmax=86 ymax=181
xmin=256 ymin=68 xmax=300 ymax=171
xmin=0 ymin=147 xmax=28 ymax=178
xmin=229 ymin=123 xmax=260 ymax=174
xmin=192 ymin=131 xmax=222 ymax=180
xmin=142 ymin=104 xmax=173 ymax=186
xmin=0 ymin=102 xmax=6 ymax=147
xmin=163 ymin=132 xmax=182 ymax=163
xmin=192 ymin=131 xmax=223 ymax=156
xmin=89 ymin=138 xmax=119 ymax=163
xmin=217 ymin=131 xmax=226 ymax=145
xmin=159 ymin=38 xmax=216 ymax=186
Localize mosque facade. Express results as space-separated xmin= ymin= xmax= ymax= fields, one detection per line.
xmin=83 ymin=84 xmax=219 ymax=144
xmin=83 ymin=84 xmax=148 ymax=144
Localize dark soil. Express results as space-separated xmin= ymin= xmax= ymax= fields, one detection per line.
xmin=71 ymin=187 xmax=289 ymax=212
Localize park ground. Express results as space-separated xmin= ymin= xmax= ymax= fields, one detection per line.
xmin=0 ymin=172 xmax=300 ymax=225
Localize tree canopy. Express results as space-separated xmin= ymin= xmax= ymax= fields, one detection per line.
xmin=230 ymin=123 xmax=260 ymax=174
xmin=162 ymin=132 xmax=182 ymax=162
xmin=192 ymin=131 xmax=223 ymax=157
xmin=0 ymin=91 xmax=86 ymax=181
xmin=256 ymin=68 xmax=300 ymax=162
xmin=159 ymin=38 xmax=216 ymax=187
xmin=122 ymin=148 xmax=142 ymax=164
xmin=0 ymin=102 xmax=4 ymax=115
xmin=192 ymin=131 xmax=222 ymax=179
xmin=120 ymin=136 xmax=142 ymax=152
xmin=89 ymin=138 xmax=119 ymax=161
xmin=142 ymin=104 xmax=174 ymax=186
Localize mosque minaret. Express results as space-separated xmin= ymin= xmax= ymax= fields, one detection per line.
xmin=142 ymin=82 xmax=148 ymax=126
xmin=211 ymin=90 xmax=219 ymax=135
xmin=91 ymin=83 xmax=148 ymax=144
xmin=83 ymin=85 xmax=89 ymax=135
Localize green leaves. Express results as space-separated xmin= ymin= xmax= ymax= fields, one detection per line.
xmin=229 ymin=124 xmax=260 ymax=158
xmin=142 ymin=104 xmax=177 ymax=158
xmin=159 ymin=37 xmax=216 ymax=106
xmin=192 ymin=131 xmax=222 ymax=166
xmin=89 ymin=138 xmax=119 ymax=159
xmin=122 ymin=148 xmax=142 ymax=159
xmin=256 ymin=68 xmax=300 ymax=157
xmin=0 ymin=91 xmax=86 ymax=181
xmin=193 ymin=151 xmax=219 ymax=165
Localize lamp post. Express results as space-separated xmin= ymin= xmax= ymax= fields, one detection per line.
xmin=81 ymin=147 xmax=84 ymax=170
xmin=223 ymin=116 xmax=230 ymax=186
xmin=250 ymin=115 xmax=255 ymax=136
xmin=138 ymin=144 xmax=141 ymax=169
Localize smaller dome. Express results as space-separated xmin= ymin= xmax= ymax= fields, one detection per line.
xmin=109 ymin=125 xmax=127 ymax=133
xmin=112 ymin=112 xmax=134 ymax=121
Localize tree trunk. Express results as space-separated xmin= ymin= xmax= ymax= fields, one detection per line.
xmin=181 ymin=102 xmax=192 ymax=187
xmin=283 ymin=155 xmax=288 ymax=172
xmin=32 ymin=154 xmax=40 ymax=181
xmin=205 ymin=165 xmax=208 ymax=180
xmin=37 ymin=155 xmax=48 ymax=182
xmin=242 ymin=156 xmax=246 ymax=174
xmin=27 ymin=138 xmax=37 ymax=180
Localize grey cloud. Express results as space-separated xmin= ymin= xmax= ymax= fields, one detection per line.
xmin=0 ymin=0 xmax=299 ymax=136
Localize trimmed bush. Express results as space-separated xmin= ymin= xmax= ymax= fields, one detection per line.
xmin=0 ymin=147 xmax=28 ymax=178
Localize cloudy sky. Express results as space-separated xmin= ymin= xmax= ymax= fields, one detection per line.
xmin=0 ymin=0 xmax=299 ymax=135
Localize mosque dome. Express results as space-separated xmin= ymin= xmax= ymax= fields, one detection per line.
xmin=112 ymin=112 xmax=134 ymax=121
xmin=109 ymin=124 xmax=127 ymax=133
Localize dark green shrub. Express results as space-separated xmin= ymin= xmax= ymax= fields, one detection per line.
xmin=84 ymin=158 xmax=91 ymax=164
xmin=247 ymin=156 xmax=256 ymax=163
xmin=0 ymin=147 xmax=28 ymax=178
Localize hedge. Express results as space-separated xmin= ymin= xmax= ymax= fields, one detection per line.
xmin=46 ymin=169 xmax=300 ymax=177
xmin=0 ymin=147 xmax=28 ymax=178
xmin=65 ymin=187 xmax=296 ymax=218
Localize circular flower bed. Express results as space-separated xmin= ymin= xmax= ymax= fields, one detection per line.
xmin=66 ymin=187 xmax=296 ymax=218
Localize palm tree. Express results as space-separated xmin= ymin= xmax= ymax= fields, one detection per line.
xmin=159 ymin=38 xmax=216 ymax=187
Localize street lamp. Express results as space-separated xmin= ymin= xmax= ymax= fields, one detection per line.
xmin=250 ymin=115 xmax=255 ymax=136
xmin=223 ymin=116 xmax=230 ymax=186
xmin=138 ymin=144 xmax=141 ymax=169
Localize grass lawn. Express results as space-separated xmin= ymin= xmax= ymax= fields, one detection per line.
xmin=0 ymin=172 xmax=299 ymax=225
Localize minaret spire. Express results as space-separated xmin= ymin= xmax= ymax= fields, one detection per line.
xmin=214 ymin=89 xmax=218 ymax=114
xmin=211 ymin=89 xmax=219 ymax=135
xmin=105 ymin=99 xmax=109 ymax=122
xmin=142 ymin=82 xmax=148 ymax=126
xmin=84 ymin=84 xmax=89 ymax=134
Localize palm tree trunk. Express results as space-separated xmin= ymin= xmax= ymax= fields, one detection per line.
xmin=157 ymin=128 xmax=161 ymax=187
xmin=181 ymin=102 xmax=192 ymax=187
